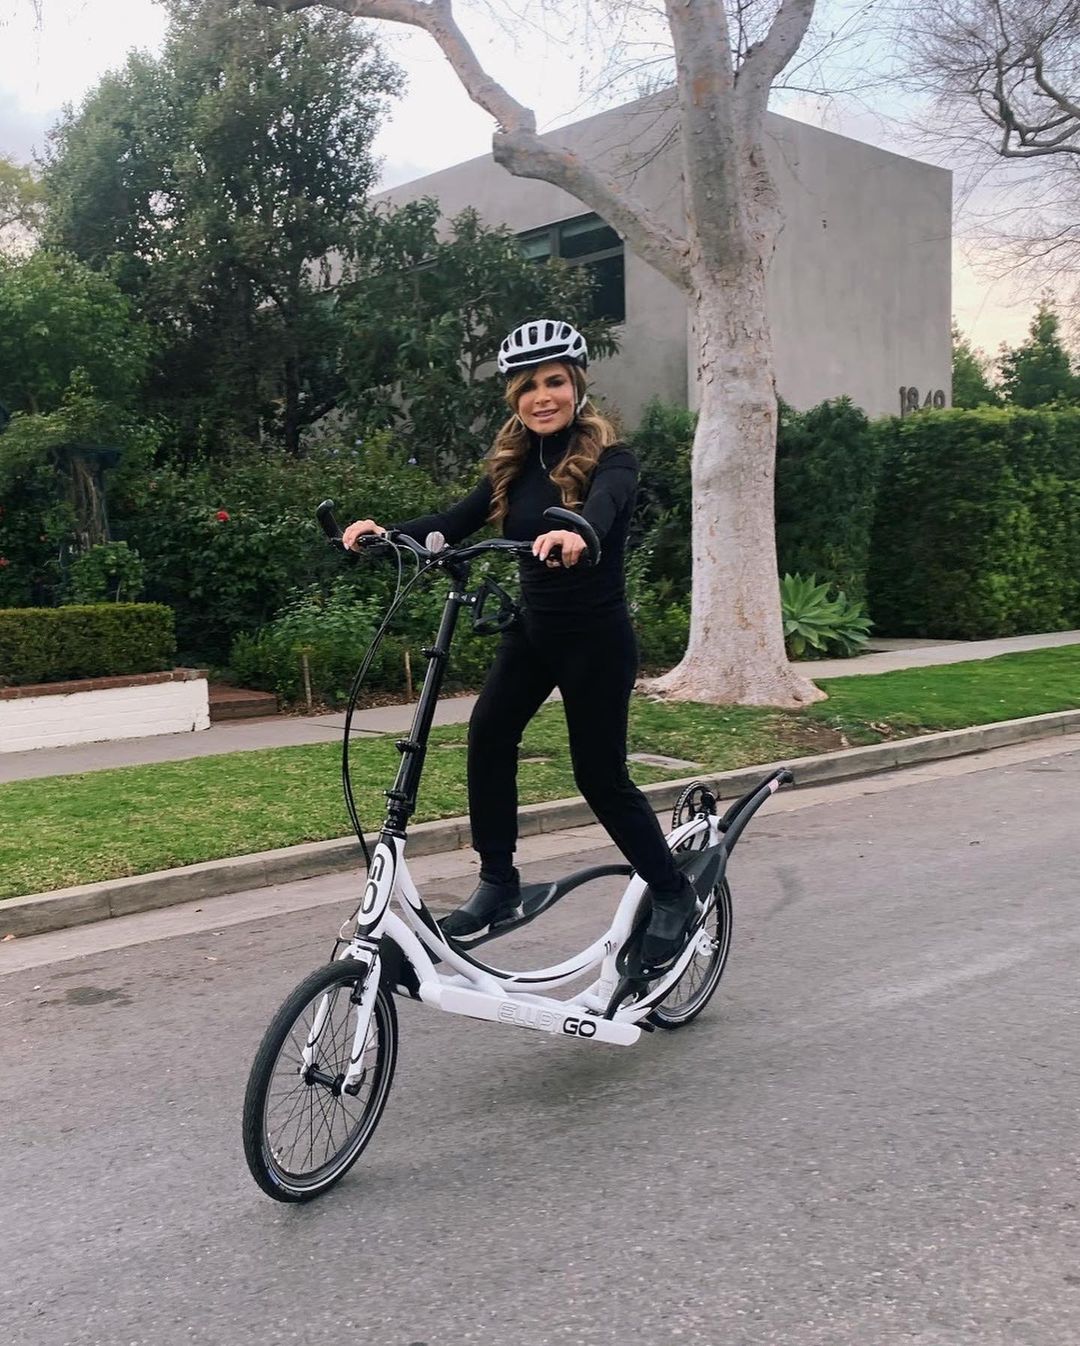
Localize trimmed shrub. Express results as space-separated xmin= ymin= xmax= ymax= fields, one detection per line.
xmin=0 ymin=603 xmax=176 ymax=685
xmin=868 ymin=407 xmax=1080 ymax=637
xmin=775 ymin=398 xmax=881 ymax=598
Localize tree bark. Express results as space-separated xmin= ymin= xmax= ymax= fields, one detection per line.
xmin=643 ymin=260 xmax=823 ymax=705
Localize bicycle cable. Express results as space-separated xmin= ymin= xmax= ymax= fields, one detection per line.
xmin=339 ymin=540 xmax=441 ymax=868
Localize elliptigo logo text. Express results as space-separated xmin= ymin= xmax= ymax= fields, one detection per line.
xmin=495 ymin=1003 xmax=598 ymax=1037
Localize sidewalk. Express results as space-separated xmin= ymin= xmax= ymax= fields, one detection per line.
xmin=2 ymin=629 xmax=1079 ymax=785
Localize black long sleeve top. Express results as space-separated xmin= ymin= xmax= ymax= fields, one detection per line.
xmin=391 ymin=426 xmax=638 ymax=627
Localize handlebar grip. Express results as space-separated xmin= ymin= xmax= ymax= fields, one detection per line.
xmin=316 ymin=499 xmax=344 ymax=545
xmin=542 ymin=506 xmax=601 ymax=566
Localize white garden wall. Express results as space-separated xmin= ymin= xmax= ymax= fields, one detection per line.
xmin=0 ymin=670 xmax=209 ymax=753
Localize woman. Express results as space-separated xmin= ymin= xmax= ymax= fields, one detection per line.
xmin=343 ymin=319 xmax=697 ymax=970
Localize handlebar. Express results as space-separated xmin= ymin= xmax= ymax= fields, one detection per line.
xmin=315 ymin=500 xmax=602 ymax=567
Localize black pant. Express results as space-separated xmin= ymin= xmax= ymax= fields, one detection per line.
xmin=467 ymin=609 xmax=682 ymax=892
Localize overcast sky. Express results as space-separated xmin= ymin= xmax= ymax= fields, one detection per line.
xmin=0 ymin=0 xmax=1042 ymax=354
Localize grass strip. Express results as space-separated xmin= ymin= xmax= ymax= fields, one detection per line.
xmin=2 ymin=645 xmax=1078 ymax=901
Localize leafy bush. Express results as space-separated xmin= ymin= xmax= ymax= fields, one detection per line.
xmin=626 ymin=549 xmax=689 ymax=671
xmin=780 ymin=573 xmax=872 ymax=660
xmin=775 ymin=397 xmax=880 ymax=598
xmin=228 ymin=564 xmax=506 ymax=706
xmin=629 ymin=399 xmax=695 ymax=590
xmin=0 ymin=461 xmax=72 ymax=608
xmin=0 ymin=602 xmax=176 ymax=685
xmin=867 ymin=407 xmax=1080 ymax=638
xmin=229 ymin=581 xmax=389 ymax=704
xmin=65 ymin=541 xmax=145 ymax=603
xmin=114 ymin=434 xmax=447 ymax=662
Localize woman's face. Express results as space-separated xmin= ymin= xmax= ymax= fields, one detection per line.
xmin=515 ymin=361 xmax=577 ymax=435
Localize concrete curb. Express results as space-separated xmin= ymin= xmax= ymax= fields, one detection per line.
xmin=4 ymin=708 xmax=1079 ymax=940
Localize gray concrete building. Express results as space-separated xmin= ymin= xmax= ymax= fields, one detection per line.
xmin=380 ymin=92 xmax=952 ymax=429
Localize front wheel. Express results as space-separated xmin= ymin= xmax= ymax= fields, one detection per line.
xmin=243 ymin=959 xmax=398 ymax=1202
xmin=648 ymin=878 xmax=733 ymax=1029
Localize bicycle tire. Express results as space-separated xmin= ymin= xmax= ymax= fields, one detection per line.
xmin=647 ymin=878 xmax=733 ymax=1029
xmin=243 ymin=959 xmax=398 ymax=1202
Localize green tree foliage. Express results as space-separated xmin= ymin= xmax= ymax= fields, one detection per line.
xmin=951 ymin=323 xmax=999 ymax=409
xmin=0 ymin=252 xmax=152 ymax=606
xmin=339 ymin=201 xmax=618 ymax=478
xmin=0 ymin=250 xmax=150 ymax=415
xmin=998 ymin=299 xmax=1080 ymax=408
xmin=44 ymin=0 xmax=402 ymax=453
xmin=0 ymin=154 xmax=44 ymax=250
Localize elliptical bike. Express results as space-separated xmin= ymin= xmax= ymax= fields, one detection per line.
xmin=242 ymin=501 xmax=793 ymax=1201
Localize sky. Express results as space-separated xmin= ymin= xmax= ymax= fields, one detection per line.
xmin=0 ymin=0 xmax=1047 ymax=356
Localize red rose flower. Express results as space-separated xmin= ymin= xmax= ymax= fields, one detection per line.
xmin=0 ymin=557 xmax=9 ymax=568
xmin=216 ymin=510 xmax=230 ymax=522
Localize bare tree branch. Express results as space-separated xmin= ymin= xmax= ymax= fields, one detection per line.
xmin=899 ymin=0 xmax=1079 ymax=299
xmin=737 ymin=0 xmax=817 ymax=115
xmin=261 ymin=0 xmax=691 ymax=286
xmin=663 ymin=0 xmax=744 ymax=265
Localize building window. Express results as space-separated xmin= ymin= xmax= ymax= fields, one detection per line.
xmin=517 ymin=213 xmax=626 ymax=324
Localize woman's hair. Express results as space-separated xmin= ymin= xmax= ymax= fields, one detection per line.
xmin=486 ymin=364 xmax=618 ymax=525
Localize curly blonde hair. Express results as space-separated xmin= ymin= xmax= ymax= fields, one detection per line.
xmin=487 ymin=365 xmax=618 ymax=525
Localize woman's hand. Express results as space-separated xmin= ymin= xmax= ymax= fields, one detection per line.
xmin=533 ymin=528 xmax=586 ymax=568
xmin=341 ymin=518 xmax=386 ymax=552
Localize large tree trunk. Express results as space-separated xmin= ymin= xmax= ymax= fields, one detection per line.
xmin=645 ymin=265 xmax=824 ymax=706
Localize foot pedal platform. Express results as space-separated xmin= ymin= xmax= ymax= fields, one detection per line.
xmin=453 ymin=863 xmax=634 ymax=949
xmin=418 ymin=982 xmax=641 ymax=1046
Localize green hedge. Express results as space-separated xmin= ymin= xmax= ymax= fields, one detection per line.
xmin=632 ymin=397 xmax=884 ymax=602
xmin=0 ymin=603 xmax=176 ymax=685
xmin=868 ymin=407 xmax=1080 ymax=637
xmin=775 ymin=397 xmax=881 ymax=598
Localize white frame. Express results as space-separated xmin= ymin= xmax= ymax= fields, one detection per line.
xmin=331 ymin=806 xmax=737 ymax=1084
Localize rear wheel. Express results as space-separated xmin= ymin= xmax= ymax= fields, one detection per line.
xmin=649 ymin=782 xmax=732 ymax=1029
xmin=243 ymin=959 xmax=398 ymax=1202
xmin=647 ymin=878 xmax=732 ymax=1028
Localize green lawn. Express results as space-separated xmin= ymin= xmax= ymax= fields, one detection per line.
xmin=2 ymin=646 xmax=1078 ymax=901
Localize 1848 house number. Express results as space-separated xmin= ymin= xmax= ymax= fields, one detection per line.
xmin=900 ymin=386 xmax=947 ymax=415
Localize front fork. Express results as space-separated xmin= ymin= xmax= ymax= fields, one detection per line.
xmin=306 ymin=831 xmax=402 ymax=1089
xmin=301 ymin=944 xmax=383 ymax=1092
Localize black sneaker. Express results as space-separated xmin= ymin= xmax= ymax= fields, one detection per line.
xmin=439 ymin=874 xmax=522 ymax=939
xmin=640 ymin=875 xmax=699 ymax=972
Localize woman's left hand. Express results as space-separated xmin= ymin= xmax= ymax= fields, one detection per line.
xmin=533 ymin=529 xmax=586 ymax=568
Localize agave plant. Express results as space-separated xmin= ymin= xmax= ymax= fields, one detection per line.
xmin=780 ymin=573 xmax=873 ymax=659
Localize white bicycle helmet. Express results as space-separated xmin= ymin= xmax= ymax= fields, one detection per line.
xmin=497 ymin=319 xmax=588 ymax=376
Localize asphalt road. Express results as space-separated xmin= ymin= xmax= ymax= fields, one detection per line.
xmin=3 ymin=744 xmax=1079 ymax=1346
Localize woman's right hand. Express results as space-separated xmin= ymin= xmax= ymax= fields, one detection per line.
xmin=341 ymin=519 xmax=386 ymax=552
